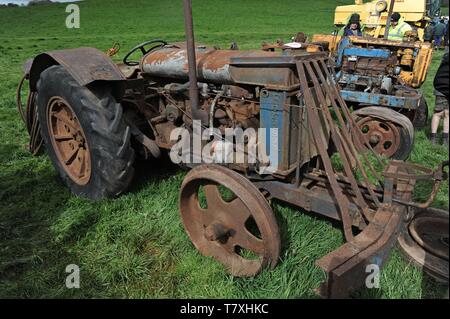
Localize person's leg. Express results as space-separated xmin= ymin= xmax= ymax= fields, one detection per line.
xmin=435 ymin=36 xmax=442 ymax=49
xmin=431 ymin=111 xmax=442 ymax=144
xmin=431 ymin=96 xmax=445 ymax=144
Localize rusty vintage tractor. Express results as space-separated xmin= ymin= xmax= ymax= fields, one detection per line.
xmin=17 ymin=1 xmax=448 ymax=298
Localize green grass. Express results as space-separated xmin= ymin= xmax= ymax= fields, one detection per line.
xmin=0 ymin=0 xmax=448 ymax=299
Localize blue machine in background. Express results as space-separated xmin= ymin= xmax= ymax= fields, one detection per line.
xmin=262 ymin=34 xmax=432 ymax=160
xmin=334 ymin=36 xmax=428 ymax=128
xmin=325 ymin=36 xmax=433 ymax=160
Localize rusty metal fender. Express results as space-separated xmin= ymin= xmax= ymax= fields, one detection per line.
xmin=25 ymin=47 xmax=126 ymax=91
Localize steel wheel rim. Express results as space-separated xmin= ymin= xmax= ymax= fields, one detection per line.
xmin=357 ymin=117 xmax=401 ymax=158
xmin=47 ymin=97 xmax=91 ymax=186
xmin=398 ymin=209 xmax=449 ymax=283
xmin=179 ymin=166 xmax=280 ymax=277
xmin=409 ymin=216 xmax=449 ymax=261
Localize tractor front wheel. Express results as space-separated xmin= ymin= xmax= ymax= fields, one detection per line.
xmin=352 ymin=106 xmax=414 ymax=160
xmin=36 ymin=65 xmax=135 ymax=200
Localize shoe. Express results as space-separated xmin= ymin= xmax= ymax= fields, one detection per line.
xmin=430 ymin=133 xmax=438 ymax=145
xmin=443 ymin=133 xmax=449 ymax=148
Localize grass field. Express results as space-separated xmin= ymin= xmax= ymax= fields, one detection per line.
xmin=0 ymin=0 xmax=448 ymax=299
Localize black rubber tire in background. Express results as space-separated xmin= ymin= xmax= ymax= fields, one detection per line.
xmin=411 ymin=96 xmax=429 ymax=129
xmin=36 ymin=65 xmax=135 ymax=200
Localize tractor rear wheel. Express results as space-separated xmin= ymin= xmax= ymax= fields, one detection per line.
xmin=36 ymin=65 xmax=135 ymax=200
xmin=352 ymin=106 xmax=414 ymax=160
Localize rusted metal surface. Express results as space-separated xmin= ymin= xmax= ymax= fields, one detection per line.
xmin=386 ymin=160 xmax=448 ymax=209
xmin=165 ymin=49 xmax=447 ymax=296
xmin=47 ymin=97 xmax=91 ymax=185
xmin=182 ymin=0 xmax=205 ymax=124
xmin=356 ymin=116 xmax=401 ymax=158
xmin=106 ymin=42 xmax=120 ymax=57
xmin=352 ymin=106 xmax=415 ymax=160
xmin=179 ymin=164 xmax=280 ymax=277
xmin=142 ymin=46 xmax=279 ymax=85
xmin=28 ymin=47 xmax=126 ymax=91
xmin=315 ymin=160 xmax=417 ymax=298
xmin=398 ymin=208 xmax=449 ymax=283
xmin=410 ymin=217 xmax=448 ymax=260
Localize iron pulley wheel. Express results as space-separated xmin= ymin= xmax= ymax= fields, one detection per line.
xmin=179 ymin=164 xmax=280 ymax=277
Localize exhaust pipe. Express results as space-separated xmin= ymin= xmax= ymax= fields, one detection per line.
xmin=182 ymin=0 xmax=208 ymax=124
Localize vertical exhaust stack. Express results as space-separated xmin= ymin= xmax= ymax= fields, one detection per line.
xmin=182 ymin=0 xmax=208 ymax=124
xmin=384 ymin=0 xmax=396 ymax=39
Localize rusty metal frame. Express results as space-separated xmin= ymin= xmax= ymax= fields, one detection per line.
xmin=248 ymin=54 xmax=443 ymax=298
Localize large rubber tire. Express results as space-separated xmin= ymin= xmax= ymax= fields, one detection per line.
xmin=36 ymin=65 xmax=135 ymax=200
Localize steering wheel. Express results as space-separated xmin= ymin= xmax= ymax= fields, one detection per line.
xmin=123 ymin=39 xmax=168 ymax=66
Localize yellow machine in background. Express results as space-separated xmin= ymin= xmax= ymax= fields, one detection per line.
xmin=312 ymin=34 xmax=434 ymax=88
xmin=334 ymin=0 xmax=442 ymax=40
xmin=263 ymin=0 xmax=437 ymax=159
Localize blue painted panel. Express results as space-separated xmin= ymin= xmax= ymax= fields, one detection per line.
xmin=343 ymin=47 xmax=391 ymax=59
xmin=340 ymin=90 xmax=421 ymax=109
xmin=259 ymin=90 xmax=286 ymax=169
xmin=339 ymin=73 xmax=380 ymax=85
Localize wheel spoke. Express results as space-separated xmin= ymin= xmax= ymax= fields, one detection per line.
xmin=373 ymin=143 xmax=385 ymax=154
xmin=65 ymin=146 xmax=80 ymax=165
xmin=226 ymin=197 xmax=251 ymax=224
xmin=54 ymin=134 xmax=73 ymax=142
xmin=52 ymin=112 xmax=78 ymax=130
xmin=199 ymin=208 xmax=216 ymax=226
xmin=230 ymin=226 xmax=265 ymax=256
xmin=203 ymin=184 xmax=225 ymax=208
